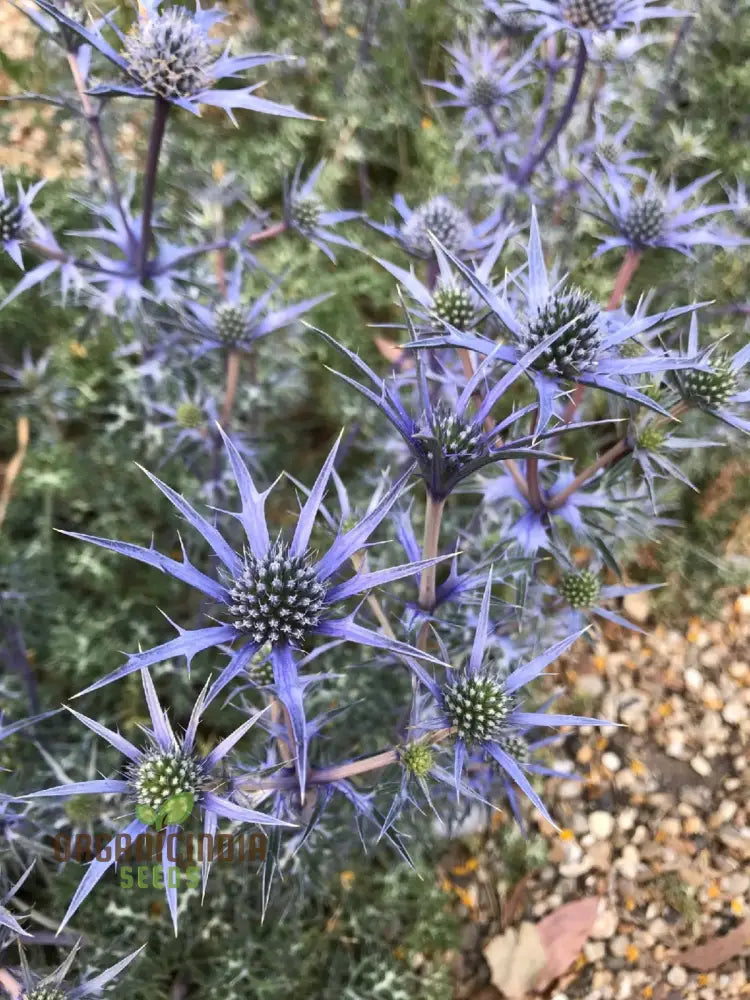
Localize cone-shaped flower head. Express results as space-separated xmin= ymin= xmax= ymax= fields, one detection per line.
xmin=123 ymin=6 xmax=214 ymax=98
xmin=518 ymin=285 xmax=602 ymax=376
xmin=559 ymin=569 xmax=601 ymax=609
xmin=401 ymin=196 xmax=473 ymax=258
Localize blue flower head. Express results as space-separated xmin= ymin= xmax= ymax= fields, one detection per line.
xmin=0 ymin=172 xmax=44 ymax=270
xmin=371 ymin=193 xmax=504 ymax=261
xmin=408 ymin=573 xmax=613 ymax=829
xmin=26 ymin=669 xmax=295 ymax=932
xmin=498 ymin=0 xmax=685 ymax=47
xmin=284 ymin=162 xmax=362 ymax=262
xmin=7 ymin=940 xmax=145 ymax=998
xmin=33 ymin=0 xmax=315 ymax=123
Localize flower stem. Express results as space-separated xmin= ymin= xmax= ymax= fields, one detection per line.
xmin=418 ymin=494 xmax=445 ymax=613
xmin=515 ymin=38 xmax=587 ymax=185
xmin=606 ymin=249 xmax=642 ymax=312
xmin=220 ymin=349 xmax=242 ymax=428
xmin=248 ymin=221 xmax=287 ymax=244
xmin=139 ymin=97 xmax=169 ymax=281
xmin=547 ymin=437 xmax=629 ymax=509
xmin=0 ymin=968 xmax=21 ymax=998
xmin=66 ymin=52 xmax=136 ymax=253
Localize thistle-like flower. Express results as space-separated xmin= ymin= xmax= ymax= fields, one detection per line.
xmin=585 ymin=162 xmax=747 ymax=257
xmin=283 ymin=162 xmax=362 ymax=262
xmin=407 ymin=574 xmax=612 ymax=827
xmin=181 ymin=260 xmax=331 ymax=355
xmin=25 ymin=669 xmax=295 ymax=932
xmin=552 ymin=566 xmax=662 ymax=633
xmin=499 ymin=0 xmax=685 ymax=46
xmin=669 ymin=314 xmax=750 ymax=435
xmin=6 ymin=940 xmax=144 ymax=998
xmin=0 ymin=172 xmax=44 ymax=270
xmin=371 ymin=193 xmax=503 ymax=260
xmin=32 ymin=0 xmax=313 ymax=122
xmin=404 ymin=210 xmax=705 ymax=427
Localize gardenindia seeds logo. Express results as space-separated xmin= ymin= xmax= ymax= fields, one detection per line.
xmin=53 ymin=792 xmax=267 ymax=891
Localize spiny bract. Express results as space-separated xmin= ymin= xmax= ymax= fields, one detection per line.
xmin=443 ymin=673 xmax=513 ymax=743
xmin=519 ymin=286 xmax=602 ymax=376
xmin=228 ymin=541 xmax=328 ymax=646
xmin=621 ymin=195 xmax=666 ymax=246
xmin=559 ymin=569 xmax=600 ymax=609
xmin=563 ymin=0 xmax=619 ymax=29
xmin=123 ymin=8 xmax=215 ymax=99
xmin=131 ymin=748 xmax=204 ymax=811
xmin=400 ymin=196 xmax=472 ymax=257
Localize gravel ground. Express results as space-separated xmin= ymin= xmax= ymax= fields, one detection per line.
xmin=445 ymin=591 xmax=750 ymax=1000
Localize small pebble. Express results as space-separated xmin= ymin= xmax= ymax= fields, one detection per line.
xmin=690 ymin=755 xmax=711 ymax=778
xmin=589 ymin=810 xmax=615 ymax=841
xmin=667 ymin=966 xmax=689 ymax=988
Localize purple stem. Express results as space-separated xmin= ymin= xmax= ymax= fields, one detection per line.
xmin=139 ymin=97 xmax=169 ymax=281
xmin=515 ymin=38 xmax=587 ymax=186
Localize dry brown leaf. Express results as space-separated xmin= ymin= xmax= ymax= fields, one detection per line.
xmin=677 ymin=919 xmax=750 ymax=972
xmin=533 ymin=897 xmax=602 ymax=993
xmin=483 ymin=922 xmax=547 ymax=999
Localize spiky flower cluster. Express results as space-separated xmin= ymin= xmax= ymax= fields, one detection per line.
xmin=214 ymin=303 xmax=249 ymax=346
xmin=563 ymin=0 xmax=618 ymax=29
xmin=123 ymin=8 xmax=215 ymax=99
xmin=468 ymin=74 xmax=502 ymax=108
xmin=419 ymin=402 xmax=487 ymax=472
xmin=683 ymin=355 xmax=738 ymax=408
xmin=400 ymin=742 xmax=434 ymax=778
xmin=559 ymin=569 xmax=600 ymax=609
xmin=519 ymin=286 xmax=602 ymax=376
xmin=20 ymin=989 xmax=68 ymax=1000
xmin=130 ymin=749 xmax=204 ymax=812
xmin=621 ymin=195 xmax=666 ymax=246
xmin=228 ymin=542 xmax=328 ymax=646
xmin=175 ymin=401 xmax=204 ymax=428
xmin=400 ymin=197 xmax=472 ymax=257
xmin=290 ymin=194 xmax=324 ymax=234
xmin=443 ymin=673 xmax=512 ymax=743
xmin=495 ymin=733 xmax=530 ymax=764
xmin=637 ymin=424 xmax=667 ymax=451
xmin=431 ymin=282 xmax=475 ymax=328
xmin=0 ymin=196 xmax=24 ymax=243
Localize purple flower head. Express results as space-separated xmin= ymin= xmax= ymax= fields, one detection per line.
xmin=314 ymin=313 xmax=567 ymax=501
xmin=546 ymin=564 xmax=663 ymax=634
xmin=371 ymin=193 xmax=504 ymax=261
xmin=182 ymin=259 xmax=332 ymax=355
xmin=585 ymin=162 xmax=748 ymax=257
xmin=9 ymin=939 xmax=145 ymax=997
xmin=33 ymin=0 xmax=314 ymax=123
xmin=0 ymin=864 xmax=34 ymax=941
xmin=283 ymin=162 xmax=362 ymax=262
xmin=669 ymin=313 xmax=750 ymax=436
xmin=500 ymin=0 xmax=685 ymax=47
xmin=25 ymin=669 xmax=295 ymax=932
xmin=404 ymin=211 xmax=705 ymax=427
xmin=426 ymin=34 xmax=537 ymax=122
xmin=0 ymin=171 xmax=44 ymax=270
xmin=407 ymin=572 xmax=613 ymax=829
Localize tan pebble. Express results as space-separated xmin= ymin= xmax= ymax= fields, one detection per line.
xmin=667 ymin=966 xmax=689 ymax=988
xmin=691 ymin=755 xmax=712 ymax=777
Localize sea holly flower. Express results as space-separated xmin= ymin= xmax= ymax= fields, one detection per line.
xmin=59 ymin=426 xmax=449 ymax=699
xmin=585 ymin=162 xmax=747 ymax=257
xmin=32 ymin=0 xmax=313 ymax=123
xmin=181 ymin=260 xmax=331 ymax=356
xmin=407 ymin=573 xmax=612 ymax=828
xmin=406 ymin=210 xmax=706 ymax=428
xmin=0 ymin=171 xmax=44 ymax=270
xmin=669 ymin=314 xmax=750 ymax=435
xmin=500 ymin=0 xmax=685 ymax=44
xmin=551 ymin=567 xmax=662 ymax=633
xmin=426 ymin=34 xmax=537 ymax=122
xmin=371 ymin=193 xmax=503 ymax=261
xmin=284 ymin=162 xmax=362 ymax=262
xmin=7 ymin=940 xmax=145 ymax=998
xmin=25 ymin=669 xmax=295 ymax=932
xmin=370 ymin=226 xmax=514 ymax=332
xmin=314 ymin=318 xmax=570 ymax=501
